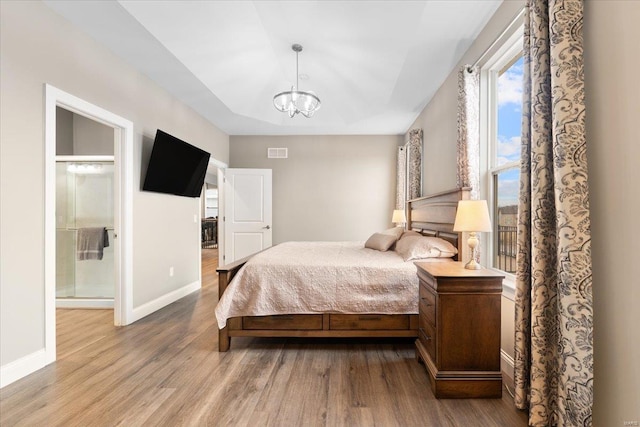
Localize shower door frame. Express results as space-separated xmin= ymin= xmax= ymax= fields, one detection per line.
xmin=44 ymin=84 xmax=134 ymax=365
xmin=55 ymin=156 xmax=116 ymax=306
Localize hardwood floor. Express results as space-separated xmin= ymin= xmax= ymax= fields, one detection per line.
xmin=0 ymin=248 xmax=527 ymax=426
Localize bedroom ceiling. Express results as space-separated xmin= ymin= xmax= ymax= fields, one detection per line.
xmin=44 ymin=1 xmax=502 ymax=136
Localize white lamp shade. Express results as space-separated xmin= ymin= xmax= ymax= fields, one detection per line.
xmin=453 ymin=200 xmax=492 ymax=232
xmin=392 ymin=209 xmax=406 ymax=224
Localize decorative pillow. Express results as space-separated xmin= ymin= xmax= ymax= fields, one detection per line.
xmin=394 ymin=236 xmax=458 ymax=261
xmin=364 ymin=232 xmax=398 ymax=251
xmin=379 ymin=227 xmax=404 ymax=240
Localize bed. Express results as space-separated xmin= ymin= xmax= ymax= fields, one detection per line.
xmin=215 ymin=187 xmax=471 ymax=351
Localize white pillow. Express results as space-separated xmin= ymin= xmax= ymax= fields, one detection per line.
xmin=400 ymin=230 xmax=422 ymax=239
xmin=394 ymin=236 xmax=458 ymax=261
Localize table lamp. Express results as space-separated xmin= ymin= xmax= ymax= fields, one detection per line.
xmin=392 ymin=209 xmax=406 ymax=228
xmin=453 ymin=200 xmax=492 ymax=270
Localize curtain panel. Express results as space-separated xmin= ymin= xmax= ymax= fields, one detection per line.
xmin=396 ymin=129 xmax=422 ymax=210
xmin=514 ymin=1 xmax=593 ymax=426
xmin=396 ymin=145 xmax=407 ymax=210
xmin=406 ymin=129 xmax=423 ymax=201
xmin=456 ymin=65 xmax=480 ymax=200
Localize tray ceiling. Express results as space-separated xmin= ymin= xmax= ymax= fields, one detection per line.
xmin=44 ymin=1 xmax=502 ymax=135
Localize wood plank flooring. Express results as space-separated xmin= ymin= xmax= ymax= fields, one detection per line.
xmin=0 ymin=248 xmax=528 ymax=426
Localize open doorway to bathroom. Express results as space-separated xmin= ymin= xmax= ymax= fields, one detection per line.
xmin=55 ymin=107 xmax=116 ymax=308
xmin=44 ymin=85 xmax=134 ymax=366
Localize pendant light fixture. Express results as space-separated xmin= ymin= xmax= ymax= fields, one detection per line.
xmin=273 ymin=44 xmax=321 ymax=118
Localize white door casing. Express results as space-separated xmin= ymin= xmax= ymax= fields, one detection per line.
xmin=44 ymin=84 xmax=134 ymax=366
xmin=217 ymin=167 xmax=226 ymax=266
xmin=223 ymin=168 xmax=272 ymax=263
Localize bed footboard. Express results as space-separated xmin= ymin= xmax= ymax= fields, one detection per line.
xmin=216 ymin=254 xmax=254 ymax=352
xmin=216 ymin=257 xmax=420 ymax=352
xmin=218 ymin=313 xmax=419 ymax=352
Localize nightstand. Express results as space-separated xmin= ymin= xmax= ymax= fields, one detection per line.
xmin=414 ymin=261 xmax=504 ymax=398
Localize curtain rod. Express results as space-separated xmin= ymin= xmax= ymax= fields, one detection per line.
xmin=468 ymin=8 xmax=525 ymax=70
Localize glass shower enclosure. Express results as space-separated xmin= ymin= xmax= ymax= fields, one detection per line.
xmin=56 ymin=158 xmax=114 ymax=306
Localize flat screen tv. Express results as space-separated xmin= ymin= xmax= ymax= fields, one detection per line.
xmin=143 ymin=129 xmax=211 ymax=198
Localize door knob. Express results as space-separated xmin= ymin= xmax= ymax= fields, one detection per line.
xmin=263 ymin=225 xmax=271 ymax=230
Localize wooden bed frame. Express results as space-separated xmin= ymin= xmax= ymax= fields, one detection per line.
xmin=216 ymin=187 xmax=471 ymax=351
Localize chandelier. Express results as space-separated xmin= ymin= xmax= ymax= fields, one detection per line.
xmin=273 ymin=44 xmax=321 ymax=118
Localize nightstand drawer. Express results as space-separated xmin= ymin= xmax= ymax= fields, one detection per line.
xmin=419 ymin=285 xmax=436 ymax=326
xmin=417 ymin=269 xmax=436 ymax=291
xmin=419 ymin=315 xmax=437 ymax=359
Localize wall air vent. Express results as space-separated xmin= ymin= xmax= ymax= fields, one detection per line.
xmin=267 ymin=147 xmax=288 ymax=159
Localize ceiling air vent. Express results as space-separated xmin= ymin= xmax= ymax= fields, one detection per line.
xmin=267 ymin=147 xmax=288 ymax=159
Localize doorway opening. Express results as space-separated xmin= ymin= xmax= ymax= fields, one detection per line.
xmin=44 ymin=85 xmax=134 ymax=365
xmin=199 ymin=160 xmax=227 ymax=285
xmin=201 ymin=182 xmax=218 ymax=250
xmin=55 ymin=107 xmax=116 ymax=308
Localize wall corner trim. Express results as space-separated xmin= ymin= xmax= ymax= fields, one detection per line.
xmin=130 ymin=280 xmax=201 ymax=323
xmin=0 ymin=349 xmax=48 ymax=389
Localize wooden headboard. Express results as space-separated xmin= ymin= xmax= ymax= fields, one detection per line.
xmin=406 ymin=187 xmax=471 ymax=262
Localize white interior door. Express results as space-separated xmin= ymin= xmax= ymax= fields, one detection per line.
xmin=223 ymin=168 xmax=272 ymax=263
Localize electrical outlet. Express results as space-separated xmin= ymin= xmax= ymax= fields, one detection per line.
xmin=169 ymin=267 xmax=174 ymax=277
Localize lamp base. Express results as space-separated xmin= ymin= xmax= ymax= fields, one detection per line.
xmin=464 ymin=232 xmax=482 ymax=270
xmin=464 ymin=258 xmax=482 ymax=270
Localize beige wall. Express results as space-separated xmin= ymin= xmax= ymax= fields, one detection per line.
xmin=0 ymin=1 xmax=229 ymax=367
xmin=230 ymin=135 xmax=403 ymax=243
xmin=56 ymin=107 xmax=74 ymax=154
xmin=409 ymin=0 xmax=640 ymax=424
xmin=72 ymin=113 xmax=115 ymax=155
xmin=56 ymin=108 xmax=115 ymax=155
xmin=585 ymin=1 xmax=640 ymax=424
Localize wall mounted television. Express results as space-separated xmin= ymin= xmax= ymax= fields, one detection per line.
xmin=142 ymin=129 xmax=211 ymax=198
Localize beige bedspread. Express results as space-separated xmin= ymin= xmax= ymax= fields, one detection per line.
xmin=215 ymin=241 xmax=449 ymax=329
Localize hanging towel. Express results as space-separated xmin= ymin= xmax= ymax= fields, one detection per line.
xmin=77 ymin=227 xmax=110 ymax=261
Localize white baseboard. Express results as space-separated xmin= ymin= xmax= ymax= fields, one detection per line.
xmin=501 ymin=348 xmax=515 ymax=381
xmin=130 ymin=280 xmax=200 ymax=323
xmin=0 ymin=349 xmax=48 ymax=388
xmin=56 ymin=298 xmax=114 ymax=309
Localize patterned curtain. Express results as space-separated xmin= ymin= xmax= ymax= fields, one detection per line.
xmin=514 ymin=1 xmax=593 ymax=426
xmin=456 ymin=65 xmax=480 ymax=200
xmin=396 ymin=129 xmax=422 ymax=210
xmin=406 ymin=129 xmax=422 ymax=201
xmin=396 ymin=145 xmax=406 ymax=209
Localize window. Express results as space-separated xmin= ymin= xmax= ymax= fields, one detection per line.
xmin=480 ymin=27 xmax=524 ymax=278
xmin=492 ymin=56 xmax=523 ymax=273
